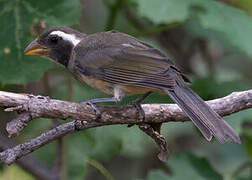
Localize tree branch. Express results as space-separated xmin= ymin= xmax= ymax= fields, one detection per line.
xmin=0 ymin=135 xmax=56 ymax=180
xmin=138 ymin=123 xmax=169 ymax=162
xmin=0 ymin=89 xmax=251 ymax=164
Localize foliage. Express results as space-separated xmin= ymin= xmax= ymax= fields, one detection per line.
xmin=0 ymin=165 xmax=34 ymax=180
xmin=0 ymin=0 xmax=81 ymax=84
xmin=137 ymin=0 xmax=252 ymax=57
xmin=147 ymin=154 xmax=222 ymax=180
xmin=1 ymin=0 xmax=252 ymax=179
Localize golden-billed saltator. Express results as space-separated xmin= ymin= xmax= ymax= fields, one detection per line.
xmin=25 ymin=27 xmax=241 ymax=144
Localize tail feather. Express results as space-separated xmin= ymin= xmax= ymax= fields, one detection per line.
xmin=164 ymin=85 xmax=241 ymax=144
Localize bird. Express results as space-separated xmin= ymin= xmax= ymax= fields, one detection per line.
xmin=24 ymin=26 xmax=241 ymax=144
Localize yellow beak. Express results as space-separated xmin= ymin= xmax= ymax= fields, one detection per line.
xmin=24 ymin=39 xmax=49 ymax=56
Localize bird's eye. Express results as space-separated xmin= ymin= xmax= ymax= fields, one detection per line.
xmin=49 ymin=35 xmax=60 ymax=43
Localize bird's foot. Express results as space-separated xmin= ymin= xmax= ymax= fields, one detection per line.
xmin=126 ymin=99 xmax=145 ymax=127
xmin=130 ymin=97 xmax=147 ymax=123
xmin=81 ymin=97 xmax=118 ymax=120
xmin=127 ymin=101 xmax=145 ymax=127
xmin=80 ymin=100 xmax=101 ymax=120
xmin=131 ymin=91 xmax=153 ymax=122
xmin=128 ymin=91 xmax=152 ymax=127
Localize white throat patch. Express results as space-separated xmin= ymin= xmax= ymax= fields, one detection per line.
xmin=50 ymin=31 xmax=81 ymax=46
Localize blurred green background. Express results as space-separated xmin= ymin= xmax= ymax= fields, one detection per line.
xmin=0 ymin=0 xmax=252 ymax=179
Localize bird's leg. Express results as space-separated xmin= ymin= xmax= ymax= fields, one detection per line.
xmin=81 ymin=86 xmax=125 ymax=119
xmin=80 ymin=97 xmax=118 ymax=119
xmin=129 ymin=91 xmax=152 ymax=126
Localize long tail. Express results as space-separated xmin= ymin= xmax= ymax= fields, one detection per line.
xmin=164 ymin=84 xmax=241 ymax=144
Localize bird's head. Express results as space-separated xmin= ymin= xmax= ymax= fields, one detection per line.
xmin=24 ymin=27 xmax=85 ymax=66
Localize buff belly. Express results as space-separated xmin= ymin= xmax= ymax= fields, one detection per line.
xmin=77 ymin=73 xmax=162 ymax=96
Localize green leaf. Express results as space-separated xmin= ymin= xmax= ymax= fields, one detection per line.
xmin=146 ymin=154 xmax=222 ymax=180
xmin=187 ymin=154 xmax=222 ymax=180
xmin=237 ymin=178 xmax=252 ymax=180
xmin=0 ymin=0 xmax=81 ymax=84
xmin=195 ymin=142 xmax=248 ymax=178
xmin=227 ymin=0 xmax=252 ymax=13
xmin=146 ymin=170 xmax=169 ymax=180
xmin=196 ymin=0 xmax=252 ymax=57
xmin=90 ymin=126 xmax=123 ymax=160
xmin=136 ymin=0 xmax=252 ymax=57
xmin=121 ymin=126 xmax=151 ymax=158
xmin=243 ymin=127 xmax=252 ymax=160
xmin=167 ymin=154 xmax=222 ymax=180
xmin=137 ymin=0 xmax=192 ymax=24
xmin=67 ymin=131 xmax=94 ymax=180
xmin=0 ymin=165 xmax=34 ymax=180
xmin=223 ymin=109 xmax=252 ymax=135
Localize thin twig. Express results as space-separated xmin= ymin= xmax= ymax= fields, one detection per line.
xmin=0 ymin=135 xmax=56 ymax=180
xmin=138 ymin=123 xmax=169 ymax=162
xmin=86 ymin=158 xmax=114 ymax=180
xmin=6 ymin=112 xmax=32 ymax=137
xmin=0 ymin=120 xmax=101 ymax=165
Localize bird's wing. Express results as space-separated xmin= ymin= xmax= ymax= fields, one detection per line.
xmin=71 ymin=31 xmax=189 ymax=89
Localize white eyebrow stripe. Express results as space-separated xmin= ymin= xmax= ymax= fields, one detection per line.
xmin=50 ymin=31 xmax=81 ymax=46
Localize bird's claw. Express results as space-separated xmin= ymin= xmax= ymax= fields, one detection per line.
xmin=81 ymin=101 xmax=101 ymax=120
xmin=131 ymin=99 xmax=145 ymax=122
